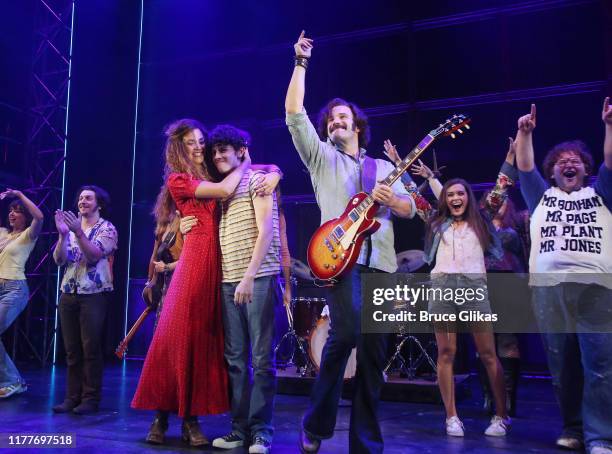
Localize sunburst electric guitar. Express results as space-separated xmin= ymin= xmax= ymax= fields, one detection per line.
xmin=307 ymin=114 xmax=471 ymax=282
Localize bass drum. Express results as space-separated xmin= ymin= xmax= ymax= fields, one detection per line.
xmin=309 ymin=316 xmax=357 ymax=379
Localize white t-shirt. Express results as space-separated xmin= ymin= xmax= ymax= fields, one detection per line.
xmin=529 ymin=186 xmax=612 ymax=287
xmin=0 ymin=226 xmax=37 ymax=280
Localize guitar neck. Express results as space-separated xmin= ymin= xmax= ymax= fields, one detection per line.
xmin=381 ymin=134 xmax=435 ymax=187
xmin=356 ymin=134 xmax=436 ymax=213
xmin=115 ymin=306 xmax=153 ymax=358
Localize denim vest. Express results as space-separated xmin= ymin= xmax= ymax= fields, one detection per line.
xmin=423 ymin=214 xmax=503 ymax=265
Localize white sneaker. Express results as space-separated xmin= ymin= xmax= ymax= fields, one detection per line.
xmin=249 ymin=435 xmax=271 ymax=454
xmin=556 ymin=435 xmax=583 ymax=450
xmin=590 ymin=447 xmax=612 ymax=454
xmin=446 ymin=416 xmax=465 ymax=437
xmin=0 ymin=382 xmax=27 ymax=399
xmin=485 ymin=415 xmax=511 ymax=436
xmin=212 ymin=432 xmax=245 ymax=449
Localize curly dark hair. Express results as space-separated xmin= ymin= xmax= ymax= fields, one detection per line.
xmin=209 ymin=124 xmax=250 ymax=150
xmin=542 ymin=140 xmax=594 ymax=184
xmin=206 ymin=124 xmax=251 ymax=182
xmin=317 ymin=98 xmax=370 ymax=148
xmin=74 ymin=185 xmax=111 ymax=216
xmin=7 ymin=200 xmax=33 ymax=231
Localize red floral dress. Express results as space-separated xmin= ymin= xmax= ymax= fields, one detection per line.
xmin=132 ymin=173 xmax=228 ymax=417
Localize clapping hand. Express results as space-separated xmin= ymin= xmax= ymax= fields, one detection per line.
xmin=62 ymin=211 xmax=83 ymax=235
xmin=54 ymin=210 xmax=69 ymax=236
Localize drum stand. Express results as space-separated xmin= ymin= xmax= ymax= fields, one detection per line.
xmin=384 ymin=335 xmax=437 ymax=380
xmin=274 ymin=298 xmax=316 ymax=377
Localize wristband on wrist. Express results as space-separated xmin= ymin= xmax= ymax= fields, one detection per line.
xmin=294 ymin=56 xmax=309 ymax=69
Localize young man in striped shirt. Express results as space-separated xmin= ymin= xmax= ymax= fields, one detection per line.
xmin=208 ymin=125 xmax=281 ymax=454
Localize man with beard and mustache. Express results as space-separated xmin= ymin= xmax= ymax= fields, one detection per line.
xmin=514 ymin=101 xmax=612 ymax=454
xmin=285 ymin=31 xmax=415 ymax=453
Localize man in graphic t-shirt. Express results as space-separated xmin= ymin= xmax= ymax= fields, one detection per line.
xmin=514 ymin=100 xmax=612 ymax=454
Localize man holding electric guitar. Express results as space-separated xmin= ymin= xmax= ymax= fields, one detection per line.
xmin=285 ymin=31 xmax=416 ymax=454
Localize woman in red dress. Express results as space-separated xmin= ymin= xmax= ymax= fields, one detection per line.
xmin=132 ymin=118 xmax=250 ymax=446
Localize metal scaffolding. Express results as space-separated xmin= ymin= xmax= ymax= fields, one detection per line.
xmin=12 ymin=0 xmax=73 ymax=366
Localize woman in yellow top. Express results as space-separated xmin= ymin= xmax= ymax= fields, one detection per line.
xmin=0 ymin=189 xmax=43 ymax=398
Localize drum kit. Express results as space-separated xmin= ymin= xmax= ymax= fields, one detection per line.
xmin=275 ymin=294 xmax=357 ymax=378
xmin=276 ymin=253 xmax=437 ymax=380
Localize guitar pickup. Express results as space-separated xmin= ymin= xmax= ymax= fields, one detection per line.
xmin=325 ymin=239 xmax=334 ymax=252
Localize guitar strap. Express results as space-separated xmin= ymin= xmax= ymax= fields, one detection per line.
xmin=361 ymin=155 xmax=378 ymax=267
xmin=361 ymin=155 xmax=377 ymax=193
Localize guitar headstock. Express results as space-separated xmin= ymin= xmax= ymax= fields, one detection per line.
xmin=431 ymin=114 xmax=471 ymax=139
xmin=115 ymin=343 xmax=127 ymax=359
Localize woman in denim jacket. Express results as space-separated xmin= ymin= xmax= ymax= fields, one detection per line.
xmin=385 ymin=140 xmax=516 ymax=438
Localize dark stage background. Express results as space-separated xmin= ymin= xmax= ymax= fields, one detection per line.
xmin=1 ymin=0 xmax=611 ymax=370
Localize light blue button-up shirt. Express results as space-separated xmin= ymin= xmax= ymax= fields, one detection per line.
xmin=286 ymin=109 xmax=415 ymax=273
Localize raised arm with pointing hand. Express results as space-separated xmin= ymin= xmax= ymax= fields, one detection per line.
xmin=285 ymin=31 xmax=313 ymax=115
xmin=514 ymin=103 xmax=536 ymax=172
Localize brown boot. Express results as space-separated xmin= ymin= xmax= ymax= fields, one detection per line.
xmin=146 ymin=412 xmax=169 ymax=445
xmin=181 ymin=417 xmax=209 ymax=446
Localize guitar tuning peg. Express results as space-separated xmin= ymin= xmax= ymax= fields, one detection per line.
xmin=457 ymin=129 xmax=463 ymax=134
xmin=450 ymin=133 xmax=456 ymax=139
xmin=464 ymin=124 xmax=470 ymax=129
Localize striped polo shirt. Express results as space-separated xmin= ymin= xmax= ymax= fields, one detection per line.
xmin=219 ymin=169 xmax=281 ymax=283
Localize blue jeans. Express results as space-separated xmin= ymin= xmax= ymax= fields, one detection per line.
xmin=0 ymin=279 xmax=29 ymax=387
xmin=532 ymin=283 xmax=612 ymax=451
xmin=221 ymin=276 xmax=276 ymax=442
xmin=303 ymin=265 xmax=389 ymax=454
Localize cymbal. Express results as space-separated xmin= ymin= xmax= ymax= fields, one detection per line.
xmin=396 ymin=250 xmax=426 ymax=272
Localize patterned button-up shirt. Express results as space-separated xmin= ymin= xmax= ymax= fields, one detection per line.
xmin=59 ymin=218 xmax=118 ymax=294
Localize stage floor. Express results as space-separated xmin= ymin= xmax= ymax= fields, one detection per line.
xmin=2 ymin=362 xmax=565 ymax=453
